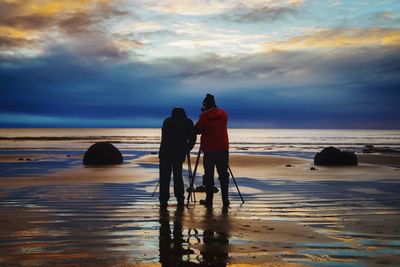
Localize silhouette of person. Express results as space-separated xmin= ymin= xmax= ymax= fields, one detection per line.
xmin=195 ymin=94 xmax=230 ymax=207
xmin=159 ymin=107 xmax=196 ymax=207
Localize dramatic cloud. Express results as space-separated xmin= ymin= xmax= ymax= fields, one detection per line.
xmin=58 ymin=12 xmax=94 ymax=34
xmin=140 ymin=0 xmax=303 ymax=19
xmin=1 ymin=0 xmax=399 ymax=128
xmin=140 ymin=0 xmax=232 ymax=16
xmin=164 ymin=22 xmax=270 ymax=56
xmin=0 ymin=35 xmax=30 ymax=48
xmin=263 ymin=28 xmax=400 ymax=50
xmin=222 ymin=3 xmax=301 ymax=23
xmin=0 ymin=0 xmax=137 ymax=61
xmin=1 ymin=42 xmax=399 ymax=128
xmin=366 ymin=11 xmax=400 ymax=27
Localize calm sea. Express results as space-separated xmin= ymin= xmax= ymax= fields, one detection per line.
xmin=1 ymin=128 xmax=399 ymax=156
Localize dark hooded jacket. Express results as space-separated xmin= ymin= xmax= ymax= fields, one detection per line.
xmin=194 ymin=108 xmax=229 ymax=152
xmin=159 ymin=108 xmax=196 ymax=162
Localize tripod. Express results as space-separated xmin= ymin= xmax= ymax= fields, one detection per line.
xmin=186 ymin=147 xmax=202 ymax=206
xmin=186 ymin=148 xmax=245 ymax=206
xmin=186 ymin=151 xmax=196 ymax=202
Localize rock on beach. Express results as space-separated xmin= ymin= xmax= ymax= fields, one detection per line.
xmin=314 ymin=146 xmax=357 ymax=166
xmin=83 ymin=142 xmax=123 ymax=165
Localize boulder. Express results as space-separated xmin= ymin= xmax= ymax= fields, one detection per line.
xmin=314 ymin=146 xmax=357 ymax=166
xmin=83 ymin=142 xmax=123 ymax=165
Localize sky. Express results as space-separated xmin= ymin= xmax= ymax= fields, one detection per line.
xmin=0 ymin=0 xmax=400 ymax=128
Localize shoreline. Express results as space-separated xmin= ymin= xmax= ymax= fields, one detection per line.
xmin=0 ymin=151 xmax=399 ymax=188
xmin=0 ymin=152 xmax=399 ymax=189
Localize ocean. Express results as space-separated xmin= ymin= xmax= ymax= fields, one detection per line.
xmin=0 ymin=128 xmax=399 ymax=157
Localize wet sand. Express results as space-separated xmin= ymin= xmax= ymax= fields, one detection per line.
xmin=0 ymin=152 xmax=400 ymax=266
xmin=135 ymin=153 xmax=400 ymax=180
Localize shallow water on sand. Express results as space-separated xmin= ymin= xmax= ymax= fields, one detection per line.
xmin=1 ymin=177 xmax=400 ymax=266
xmin=1 ymin=129 xmax=400 ymax=266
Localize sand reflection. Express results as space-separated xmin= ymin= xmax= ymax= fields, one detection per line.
xmin=158 ymin=206 xmax=230 ymax=266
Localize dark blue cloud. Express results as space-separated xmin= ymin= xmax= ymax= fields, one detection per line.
xmin=1 ymin=46 xmax=400 ymax=128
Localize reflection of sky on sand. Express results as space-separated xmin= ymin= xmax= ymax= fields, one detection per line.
xmin=1 ymin=174 xmax=400 ymax=265
xmin=0 ymin=149 xmax=149 ymax=177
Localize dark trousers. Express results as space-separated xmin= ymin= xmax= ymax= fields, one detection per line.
xmin=203 ymin=151 xmax=229 ymax=205
xmin=159 ymin=158 xmax=185 ymax=205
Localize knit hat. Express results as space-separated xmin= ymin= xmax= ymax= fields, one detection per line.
xmin=172 ymin=106 xmax=187 ymax=119
xmin=202 ymin=94 xmax=216 ymax=110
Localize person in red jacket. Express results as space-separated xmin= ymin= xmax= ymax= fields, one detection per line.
xmin=195 ymin=94 xmax=230 ymax=207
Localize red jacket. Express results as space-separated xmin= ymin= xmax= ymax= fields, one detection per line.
xmin=194 ymin=108 xmax=229 ymax=152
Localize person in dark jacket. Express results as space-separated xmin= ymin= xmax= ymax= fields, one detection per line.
xmin=159 ymin=107 xmax=196 ymax=207
xmin=195 ymin=94 xmax=230 ymax=207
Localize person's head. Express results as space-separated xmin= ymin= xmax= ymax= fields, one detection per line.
xmin=201 ymin=93 xmax=217 ymax=112
xmin=171 ymin=107 xmax=187 ymax=119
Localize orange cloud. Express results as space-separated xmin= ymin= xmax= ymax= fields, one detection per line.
xmin=263 ymin=28 xmax=400 ymax=51
xmin=0 ymin=0 xmax=137 ymax=60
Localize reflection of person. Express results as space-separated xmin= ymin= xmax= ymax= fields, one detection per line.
xmin=159 ymin=206 xmax=230 ymax=266
xmin=159 ymin=206 xmax=190 ymax=266
xmin=201 ymin=208 xmax=229 ymax=266
xmin=195 ymin=94 xmax=230 ymax=207
xmin=159 ymin=107 xmax=196 ymax=207
xmin=158 ymin=208 xmax=171 ymax=266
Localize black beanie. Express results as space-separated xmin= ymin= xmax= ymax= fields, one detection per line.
xmin=203 ymin=93 xmax=216 ymax=109
xmin=172 ymin=107 xmax=187 ymax=119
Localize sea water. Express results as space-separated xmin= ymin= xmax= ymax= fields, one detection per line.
xmin=0 ymin=128 xmax=399 ymax=156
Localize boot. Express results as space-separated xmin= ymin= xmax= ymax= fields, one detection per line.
xmin=200 ymin=187 xmax=214 ymax=207
xmin=220 ymin=180 xmax=230 ymax=207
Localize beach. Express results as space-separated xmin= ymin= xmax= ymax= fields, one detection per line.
xmin=1 ymin=129 xmax=400 ymax=266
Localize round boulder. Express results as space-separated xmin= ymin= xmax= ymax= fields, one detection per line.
xmin=83 ymin=142 xmax=123 ymax=165
xmin=314 ymin=146 xmax=357 ymax=166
